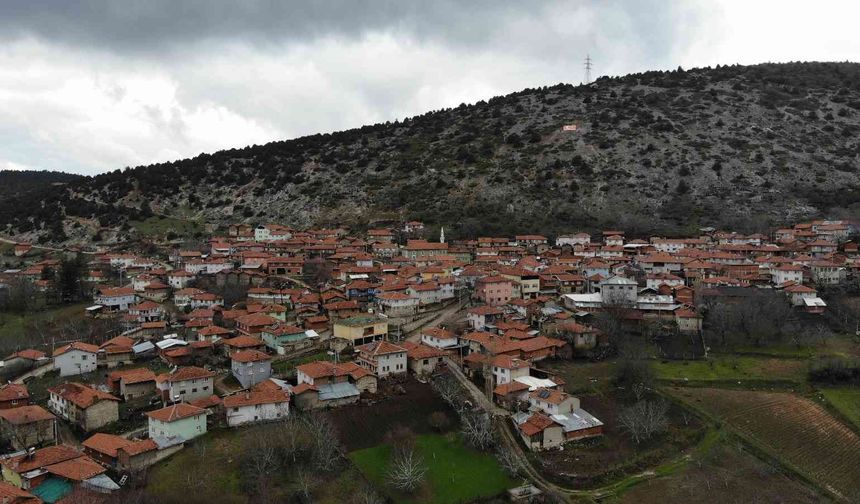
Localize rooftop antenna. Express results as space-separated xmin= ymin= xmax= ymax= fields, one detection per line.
xmin=584 ymin=54 xmax=593 ymax=84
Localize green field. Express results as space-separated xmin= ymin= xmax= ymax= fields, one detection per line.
xmin=129 ymin=215 xmax=203 ymax=238
xmin=653 ymin=355 xmax=807 ymax=383
xmin=350 ymin=433 xmax=516 ymax=504
xmin=820 ymin=388 xmax=860 ymax=431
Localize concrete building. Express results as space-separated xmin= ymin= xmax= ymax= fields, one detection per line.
xmin=230 ymin=350 xmax=272 ymax=389
xmin=146 ymin=403 xmax=207 ymax=441
xmin=356 ymin=340 xmax=407 ymax=378
xmin=52 ymin=342 xmax=99 ymax=377
xmin=333 ymin=315 xmax=388 ymax=346
xmin=47 ymin=383 xmax=119 ymax=432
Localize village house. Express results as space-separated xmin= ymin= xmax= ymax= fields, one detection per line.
xmin=47 ymin=383 xmax=119 ymax=432
xmin=556 ymin=233 xmax=591 ymax=248
xmin=223 ymin=387 xmax=290 ymax=427
xmin=82 ymin=432 xmax=182 ymax=472
xmin=156 ymin=366 xmax=216 ymax=405
xmin=235 ymin=313 xmax=279 ymax=337
xmin=295 ymin=361 xmax=372 ymax=391
xmin=0 ymin=480 xmax=39 ymax=503
xmin=514 ymin=388 xmax=603 ymax=450
xmin=190 ymin=292 xmax=224 ymax=310
xmin=420 ymin=326 xmax=459 ymax=349
xmin=770 ymin=264 xmax=804 ymax=285
xmin=474 ymin=276 xmax=514 ymax=306
xmin=146 ymin=403 xmax=207 ymax=442
xmin=356 ymin=340 xmax=408 ymax=378
xmin=0 ymin=444 xmax=118 ymax=501
xmin=52 ymin=342 xmax=99 ymax=377
xmin=811 ymin=260 xmax=844 ymax=285
xmin=491 ymin=355 xmax=530 ymax=387
xmin=402 ymin=240 xmax=448 ymax=261
xmin=128 ymin=300 xmax=163 ymax=323
xmin=333 ymin=315 xmax=388 ymax=346
xmin=400 ymin=341 xmax=447 ymax=376
xmin=93 ymin=286 xmax=138 ymax=312
xmin=376 ymin=291 xmax=419 ymax=318
xmin=0 ymin=384 xmax=29 ymax=410
xmin=107 ymin=367 xmax=157 ymax=400
xmin=221 ymin=335 xmax=268 ymax=357
xmin=260 ymin=323 xmax=314 ymax=354
xmin=467 ymin=305 xmax=504 ymax=331
xmin=599 ymin=275 xmax=638 ymax=306
xmin=97 ymin=335 xmax=135 ymax=368
xmin=0 ymin=405 xmax=56 ymax=450
xmin=231 ymin=350 xmax=272 ymax=389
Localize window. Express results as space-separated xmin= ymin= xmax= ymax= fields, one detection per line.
xmin=192 ymin=388 xmax=197 ymax=393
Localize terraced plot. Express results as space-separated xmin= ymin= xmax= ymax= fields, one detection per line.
xmin=668 ymin=387 xmax=860 ymax=501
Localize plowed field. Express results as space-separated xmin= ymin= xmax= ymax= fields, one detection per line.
xmin=668 ymin=387 xmax=860 ymax=501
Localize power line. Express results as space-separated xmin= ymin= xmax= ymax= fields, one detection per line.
xmin=584 ymin=54 xmax=593 ymax=84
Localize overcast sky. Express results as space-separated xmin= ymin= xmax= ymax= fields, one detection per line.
xmin=1 ymin=0 xmax=858 ymax=175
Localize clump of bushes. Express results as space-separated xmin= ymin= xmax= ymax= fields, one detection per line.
xmin=809 ymin=358 xmax=860 ymax=385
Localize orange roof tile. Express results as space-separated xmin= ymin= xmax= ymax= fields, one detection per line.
xmin=146 ymin=403 xmax=206 ymax=423
xmin=47 ymin=383 xmax=119 ymax=409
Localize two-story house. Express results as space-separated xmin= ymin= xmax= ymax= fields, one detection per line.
xmin=155 ymin=367 xmax=215 ymax=405
xmin=47 ymin=383 xmax=119 ymax=432
xmin=356 ymin=340 xmax=408 ymax=378
xmin=52 ymin=342 xmax=99 ymax=377
xmin=230 ymin=350 xmax=272 ymax=389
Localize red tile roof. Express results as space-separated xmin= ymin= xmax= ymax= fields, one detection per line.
xmin=52 ymin=341 xmax=99 ymax=357
xmin=0 ymin=383 xmax=29 ymax=402
xmin=0 ymin=405 xmax=55 ymax=425
xmin=146 ymin=403 xmax=206 ymax=423
xmin=158 ymin=366 xmax=215 ymax=383
xmin=48 ymin=383 xmax=119 ymax=409
xmin=231 ymin=349 xmax=271 ymax=363
xmin=222 ymin=389 xmax=290 ymax=408
xmin=45 ymin=455 xmax=106 ymax=481
xmin=83 ymin=432 xmax=135 ymax=458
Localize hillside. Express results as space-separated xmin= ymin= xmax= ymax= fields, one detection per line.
xmin=0 ymin=170 xmax=81 ymax=199
xmin=1 ymin=62 xmax=859 ymax=244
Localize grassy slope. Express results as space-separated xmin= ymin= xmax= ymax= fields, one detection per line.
xmin=129 ymin=215 xmax=203 ymax=238
xmin=820 ymin=388 xmax=860 ymax=431
xmin=350 ymin=433 xmax=516 ymax=504
xmin=0 ymin=303 xmax=91 ymax=354
xmin=653 ymin=355 xmax=807 ymax=383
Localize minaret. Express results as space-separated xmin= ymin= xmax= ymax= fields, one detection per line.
xmin=440 ymin=227 xmax=445 ymax=244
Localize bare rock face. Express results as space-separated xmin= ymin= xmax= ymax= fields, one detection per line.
xmin=2 ymin=62 xmax=859 ymax=244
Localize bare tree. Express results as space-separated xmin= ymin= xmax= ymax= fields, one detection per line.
xmin=460 ymin=411 xmax=494 ymax=451
xmin=301 ymin=413 xmax=341 ymax=471
xmin=385 ymin=431 xmax=427 ymax=492
xmin=241 ymin=432 xmax=280 ymax=503
xmin=277 ymin=414 xmax=309 ymax=463
xmin=293 ymin=468 xmax=314 ymax=503
xmin=431 ymin=372 xmax=465 ymax=412
xmin=356 ymin=486 xmax=385 ymax=504
xmin=494 ymin=445 xmax=522 ymax=477
xmin=618 ymin=399 xmax=669 ymax=444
